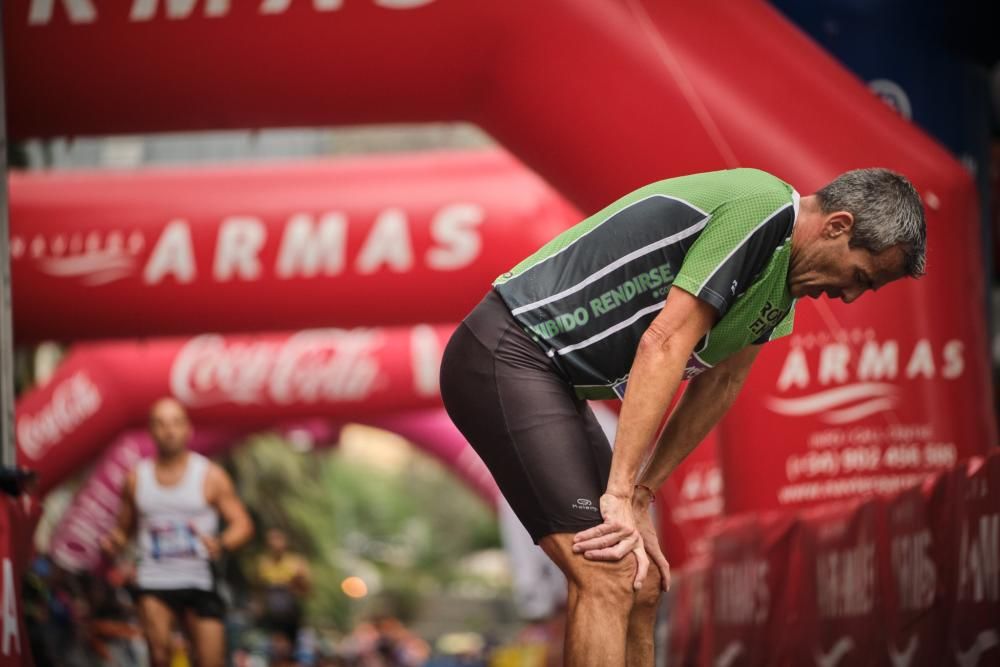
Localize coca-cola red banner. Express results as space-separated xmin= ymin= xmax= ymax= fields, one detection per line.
xmin=16 ymin=325 xmax=453 ymax=492
xmin=9 ymin=150 xmax=576 ymax=342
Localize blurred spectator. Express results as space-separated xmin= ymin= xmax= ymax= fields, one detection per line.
xmin=80 ymin=566 xmax=146 ymax=666
xmin=256 ymin=528 xmax=312 ymax=661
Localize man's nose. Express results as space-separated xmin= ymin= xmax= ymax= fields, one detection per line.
xmin=841 ymin=286 xmax=864 ymax=304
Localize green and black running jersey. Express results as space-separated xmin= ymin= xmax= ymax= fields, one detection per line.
xmin=493 ymin=168 xmax=799 ymax=400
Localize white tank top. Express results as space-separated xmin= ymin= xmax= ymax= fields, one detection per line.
xmin=135 ymin=453 xmax=219 ymax=591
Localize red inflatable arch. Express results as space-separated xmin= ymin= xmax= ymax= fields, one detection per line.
xmin=9 ymin=150 xmax=577 ymax=342
xmin=6 ymin=0 xmax=995 ymax=507
xmin=15 ymin=325 xmax=454 ymax=492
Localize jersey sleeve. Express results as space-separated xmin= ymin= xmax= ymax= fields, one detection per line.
xmin=753 ymin=302 xmax=796 ymax=345
xmin=672 ymin=190 xmax=795 ymax=317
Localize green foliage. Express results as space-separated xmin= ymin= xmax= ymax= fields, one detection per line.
xmin=229 ymin=431 xmax=501 ymax=631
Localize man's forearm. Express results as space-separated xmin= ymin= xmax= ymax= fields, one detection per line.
xmin=638 ymin=366 xmax=745 ymax=490
xmin=219 ymin=521 xmax=253 ymax=552
xmin=605 ymin=336 xmax=690 ymax=498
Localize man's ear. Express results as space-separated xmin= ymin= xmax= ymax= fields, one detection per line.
xmin=823 ymin=211 xmax=854 ymax=239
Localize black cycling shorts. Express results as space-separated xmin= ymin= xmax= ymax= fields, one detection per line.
xmin=440 ymin=289 xmax=612 ymax=543
xmin=136 ymin=588 xmax=226 ymax=620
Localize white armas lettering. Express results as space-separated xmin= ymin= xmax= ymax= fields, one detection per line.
xmin=959 ymin=514 xmax=1000 ymax=603
xmin=214 ymin=216 xmax=267 ymax=281
xmin=816 ymin=543 xmax=875 ymax=619
xmin=28 ymin=0 xmax=436 ymax=25
xmin=28 ymin=0 xmax=96 ymax=24
xmin=355 ymin=208 xmax=413 ymax=274
xmin=891 ymin=529 xmax=935 ymax=612
xmin=144 ymin=220 xmax=196 ymax=284
xmin=144 ymin=205 xmax=485 ymax=284
xmin=426 ymin=203 xmax=484 ymax=270
xmin=776 ymin=338 xmax=966 ymax=391
xmin=275 ymin=212 xmax=348 ymax=278
xmin=713 ymin=558 xmax=769 ymax=626
xmin=130 ymin=0 xmax=228 ymax=21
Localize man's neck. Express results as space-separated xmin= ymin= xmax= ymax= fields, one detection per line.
xmin=788 ymin=194 xmax=817 ymax=281
xmin=156 ymin=449 xmax=190 ymax=467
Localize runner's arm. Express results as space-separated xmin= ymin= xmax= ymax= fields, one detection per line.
xmin=101 ymin=471 xmax=137 ymax=555
xmin=207 ymin=465 xmax=254 ymax=552
xmin=636 ymin=343 xmax=759 ymax=491
xmin=605 ymin=286 xmax=715 ymax=500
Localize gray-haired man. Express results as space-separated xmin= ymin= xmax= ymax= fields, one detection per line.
xmin=440 ymin=167 xmax=926 ymax=666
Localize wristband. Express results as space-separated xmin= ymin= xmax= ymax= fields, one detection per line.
xmin=635 ymin=483 xmax=656 ymax=503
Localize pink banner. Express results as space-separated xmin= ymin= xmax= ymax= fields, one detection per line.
xmin=9 ymin=151 xmax=576 ymax=342
xmin=16 ymin=325 xmax=453 ymax=493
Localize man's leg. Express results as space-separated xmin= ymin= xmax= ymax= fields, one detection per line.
xmin=182 ymin=609 xmax=226 ymax=667
xmin=540 ymin=532 xmax=638 ymax=667
xmin=626 ymin=565 xmax=662 ymax=667
xmin=136 ymin=595 xmax=176 ymax=667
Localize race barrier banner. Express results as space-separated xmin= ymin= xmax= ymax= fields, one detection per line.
xmin=0 ymin=494 xmax=40 ymax=667
xmin=667 ymin=450 xmax=1000 ymax=666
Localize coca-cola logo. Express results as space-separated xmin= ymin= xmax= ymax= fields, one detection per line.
xmin=17 ymin=371 xmax=103 ymax=460
xmin=766 ymin=332 xmax=965 ymax=424
xmin=170 ymin=330 xmax=384 ymax=407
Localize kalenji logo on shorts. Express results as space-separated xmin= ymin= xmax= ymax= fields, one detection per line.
xmin=572 ymin=498 xmax=597 ymax=512
xmin=169 ymin=331 xmax=384 ymax=407
xmin=17 ymin=371 xmax=103 ymax=460
xmin=765 ymin=331 xmax=965 ymax=424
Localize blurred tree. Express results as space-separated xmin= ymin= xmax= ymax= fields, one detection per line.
xmin=228 ymin=431 xmax=501 ymax=631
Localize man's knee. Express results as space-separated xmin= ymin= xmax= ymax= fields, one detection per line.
xmin=575 ymin=556 xmax=637 ymax=609
xmin=634 ymin=567 xmax=663 ymax=611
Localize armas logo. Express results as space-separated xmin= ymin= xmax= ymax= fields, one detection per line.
xmin=765 ymin=330 xmax=964 ymax=424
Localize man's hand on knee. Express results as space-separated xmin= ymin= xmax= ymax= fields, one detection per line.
xmin=572 ymin=493 xmax=651 ymax=590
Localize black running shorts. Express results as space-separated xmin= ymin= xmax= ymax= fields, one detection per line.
xmin=440 ymin=289 xmax=612 ymax=543
xmin=136 ymin=587 xmax=226 ymax=620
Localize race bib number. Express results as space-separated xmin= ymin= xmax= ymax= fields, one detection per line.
xmin=150 ymin=521 xmax=198 ymax=560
